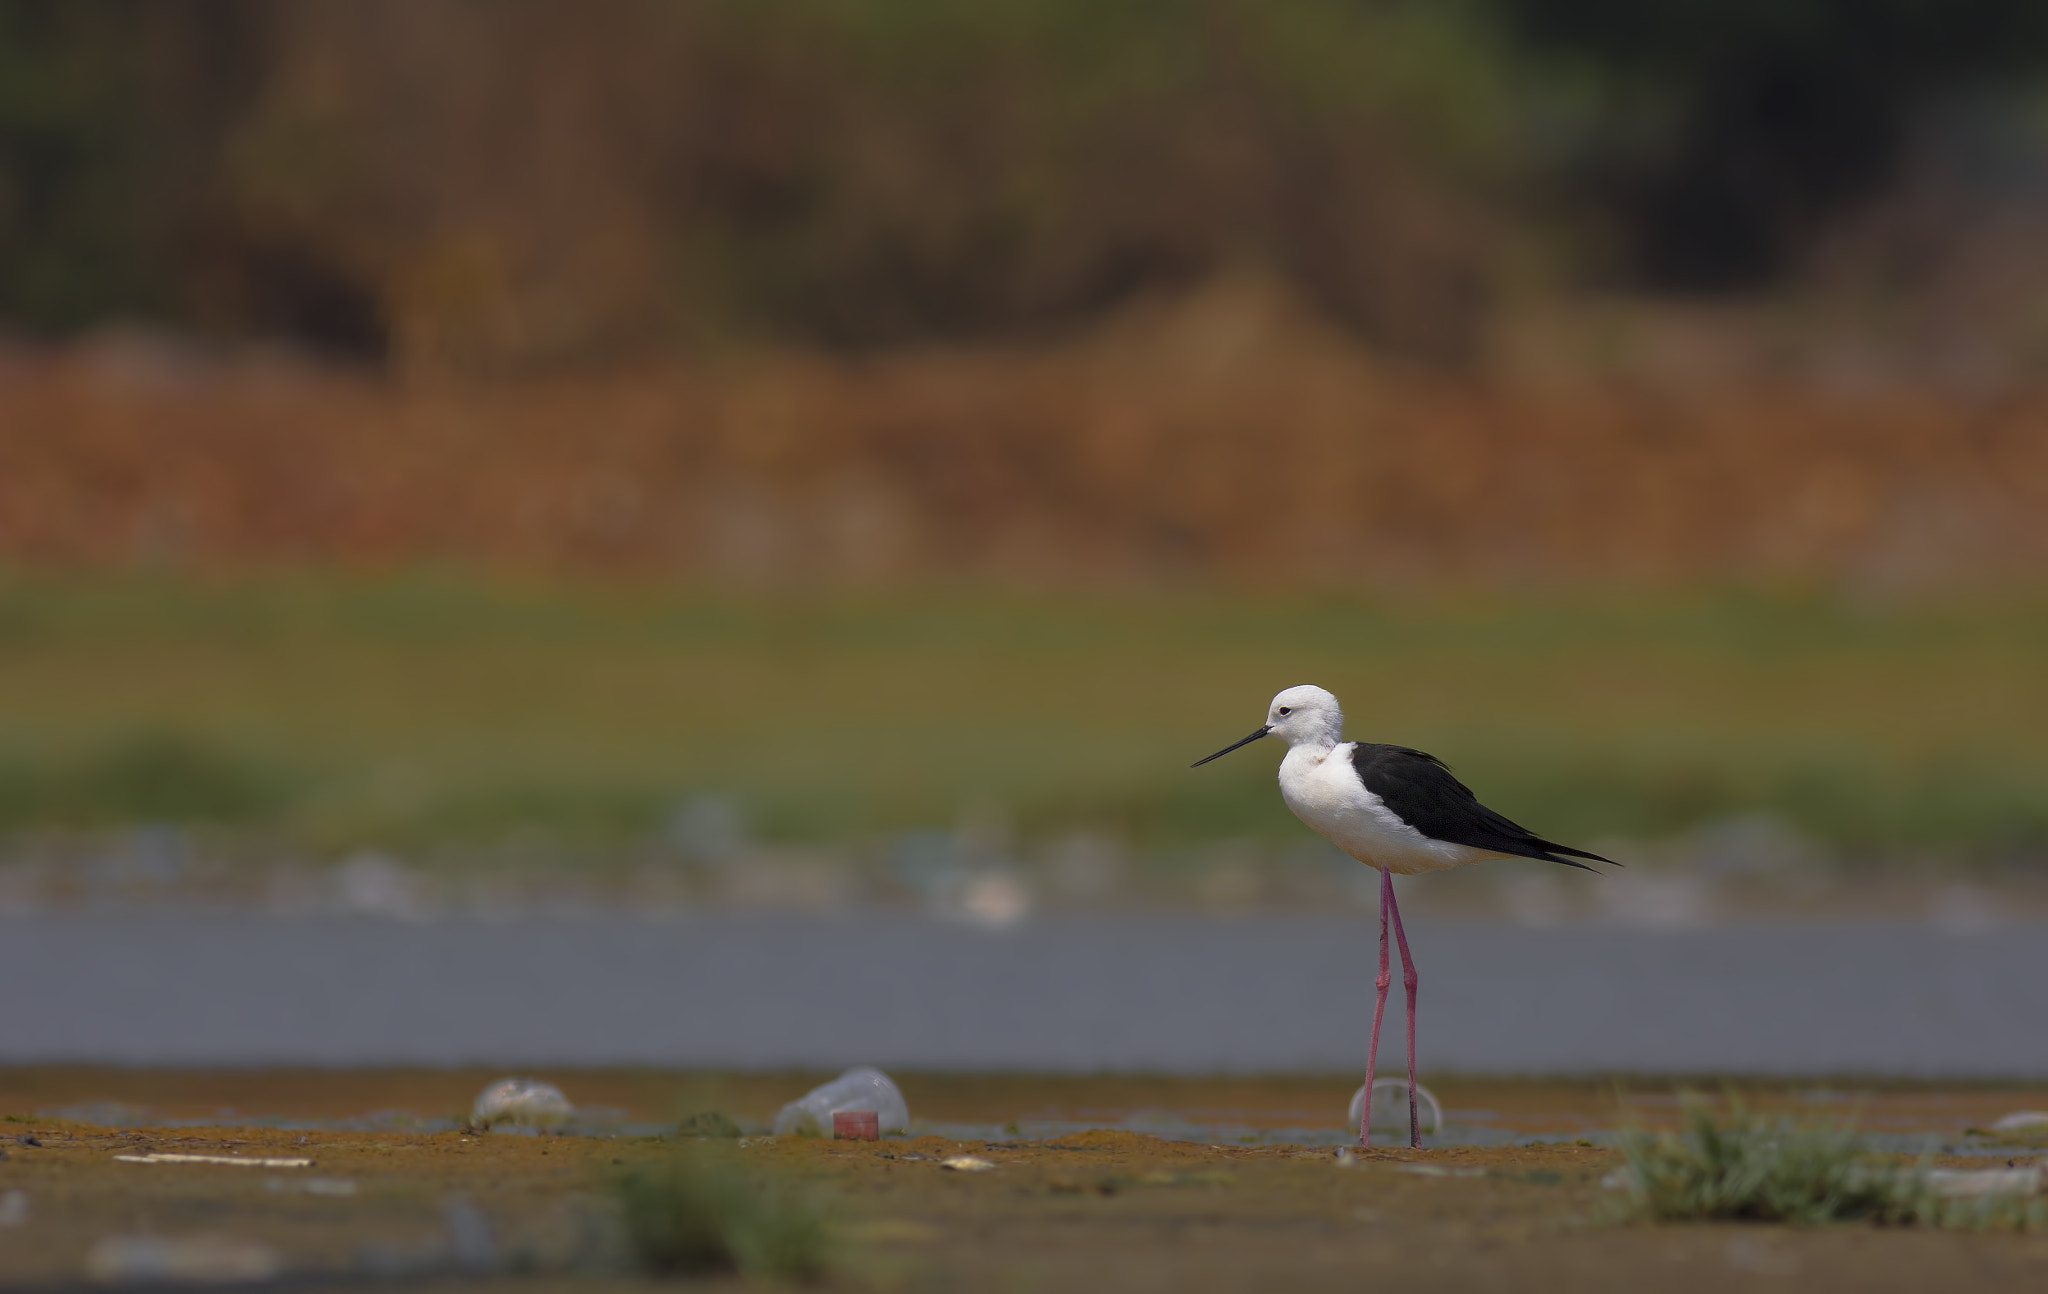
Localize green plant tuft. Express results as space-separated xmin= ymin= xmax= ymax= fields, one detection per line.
xmin=1621 ymin=1097 xmax=1913 ymax=1225
xmin=1618 ymin=1096 xmax=2045 ymax=1231
xmin=613 ymin=1145 xmax=830 ymax=1280
xmin=677 ymin=1110 xmax=744 ymax=1139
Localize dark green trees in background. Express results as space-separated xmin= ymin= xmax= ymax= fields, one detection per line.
xmin=1496 ymin=0 xmax=2048 ymax=287
xmin=0 ymin=1 xmax=149 ymax=333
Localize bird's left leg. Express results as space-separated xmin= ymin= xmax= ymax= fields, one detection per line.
xmin=1386 ymin=874 xmax=1421 ymax=1149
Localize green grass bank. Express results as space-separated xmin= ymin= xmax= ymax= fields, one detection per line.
xmin=0 ymin=577 xmax=2042 ymax=864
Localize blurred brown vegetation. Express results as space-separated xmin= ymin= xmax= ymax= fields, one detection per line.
xmin=6 ymin=275 xmax=2044 ymax=587
xmin=3 ymin=1 xmax=2048 ymax=587
xmin=2 ymin=0 xmax=1508 ymax=367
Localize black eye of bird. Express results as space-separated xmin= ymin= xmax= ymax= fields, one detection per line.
xmin=1278 ymin=707 xmax=1291 ymax=715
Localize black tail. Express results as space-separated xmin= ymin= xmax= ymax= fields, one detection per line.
xmin=1529 ymin=839 xmax=1620 ymax=872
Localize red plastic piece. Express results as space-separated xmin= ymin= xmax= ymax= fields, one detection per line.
xmin=832 ymin=1110 xmax=880 ymax=1140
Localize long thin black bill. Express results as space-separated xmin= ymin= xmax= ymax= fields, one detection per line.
xmin=1190 ymin=726 xmax=1271 ymax=768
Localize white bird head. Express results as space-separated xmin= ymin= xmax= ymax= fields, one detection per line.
xmin=1265 ymin=684 xmax=1343 ymax=746
xmin=1190 ymin=684 xmax=1343 ymax=767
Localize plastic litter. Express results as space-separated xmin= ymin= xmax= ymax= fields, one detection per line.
xmin=1992 ymin=1111 xmax=2048 ymax=1134
xmin=772 ymin=1067 xmax=909 ymax=1137
xmin=86 ymin=1236 xmax=280 ymax=1284
xmin=833 ymin=1110 xmax=880 ymax=1140
xmin=940 ymin=1156 xmax=996 ymax=1172
xmin=471 ymin=1077 xmax=574 ymax=1130
xmin=1346 ymin=1078 xmax=1443 ymax=1137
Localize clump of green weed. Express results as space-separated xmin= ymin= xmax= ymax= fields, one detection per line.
xmin=613 ymin=1145 xmax=829 ymax=1280
xmin=1618 ymin=1097 xmax=1917 ymax=1226
xmin=1619 ymin=1097 xmax=2047 ymax=1231
xmin=676 ymin=1110 xmax=744 ymax=1139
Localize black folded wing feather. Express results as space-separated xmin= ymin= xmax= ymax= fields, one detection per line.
xmin=1349 ymin=743 xmax=1615 ymax=872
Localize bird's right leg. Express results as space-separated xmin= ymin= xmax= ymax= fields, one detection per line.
xmin=1387 ymin=875 xmax=1421 ymax=1149
xmin=1360 ymin=865 xmax=1393 ymax=1147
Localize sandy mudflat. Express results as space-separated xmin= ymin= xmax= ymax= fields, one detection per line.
xmin=3 ymin=1069 xmax=2047 ymax=1291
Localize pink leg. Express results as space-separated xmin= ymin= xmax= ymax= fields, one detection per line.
xmin=1359 ymin=866 xmax=1393 ymax=1147
xmin=1386 ymin=874 xmax=1421 ymax=1148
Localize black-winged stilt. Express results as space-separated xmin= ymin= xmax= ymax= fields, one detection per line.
xmin=1192 ymin=684 xmax=1614 ymax=1148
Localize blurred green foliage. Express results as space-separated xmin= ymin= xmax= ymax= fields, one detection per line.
xmin=674 ymin=0 xmax=1522 ymax=353
xmin=0 ymin=730 xmax=290 ymax=826
xmin=1619 ymin=1095 xmax=2048 ymax=1230
xmin=613 ymin=1144 xmax=832 ymax=1280
xmin=5 ymin=1 xmax=2046 ymax=361
xmin=1619 ymin=1096 xmax=1917 ymax=1225
xmin=0 ymin=577 xmax=2041 ymax=860
xmin=0 ymin=0 xmax=1524 ymax=359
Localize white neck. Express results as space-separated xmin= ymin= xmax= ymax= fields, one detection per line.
xmin=1276 ymin=711 xmax=1342 ymax=752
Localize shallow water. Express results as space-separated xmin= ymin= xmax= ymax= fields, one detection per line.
xmin=4 ymin=912 xmax=2044 ymax=1075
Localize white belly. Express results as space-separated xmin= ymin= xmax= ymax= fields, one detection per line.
xmin=1279 ymin=745 xmax=1500 ymax=876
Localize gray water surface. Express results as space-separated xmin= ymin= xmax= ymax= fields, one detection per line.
xmin=5 ymin=912 xmax=2043 ymax=1074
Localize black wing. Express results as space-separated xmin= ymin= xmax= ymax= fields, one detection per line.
xmin=1350 ymin=743 xmax=1615 ymax=872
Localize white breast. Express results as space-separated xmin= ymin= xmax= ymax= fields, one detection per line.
xmin=1278 ymin=744 xmax=1498 ymax=876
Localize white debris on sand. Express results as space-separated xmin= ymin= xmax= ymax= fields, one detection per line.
xmin=773 ymin=1066 xmax=910 ymax=1137
xmin=940 ymin=1156 xmax=996 ymax=1172
xmin=1991 ymin=1111 xmax=2048 ymax=1134
xmin=114 ymin=1154 xmax=312 ymax=1168
xmin=471 ymin=1077 xmax=574 ymax=1130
